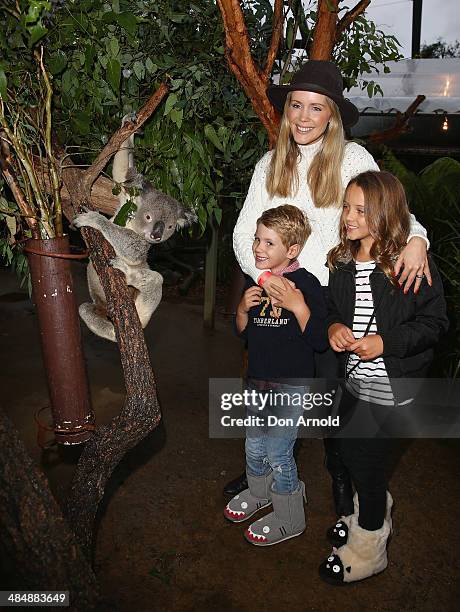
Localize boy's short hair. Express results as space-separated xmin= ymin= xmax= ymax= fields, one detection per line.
xmin=257 ymin=205 xmax=311 ymax=249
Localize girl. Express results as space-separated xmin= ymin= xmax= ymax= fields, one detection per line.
xmin=319 ymin=171 xmax=448 ymax=585
xmin=227 ymin=59 xmax=430 ymax=518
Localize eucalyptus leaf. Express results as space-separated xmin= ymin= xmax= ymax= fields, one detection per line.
xmin=204 ymin=124 xmax=224 ymax=152
xmin=28 ymin=24 xmax=48 ymax=47
xmin=85 ymin=45 xmax=97 ymax=72
xmin=0 ymin=68 xmax=7 ymax=99
xmin=164 ymin=93 xmax=178 ymax=116
xmin=48 ymin=51 xmax=67 ymax=75
xmin=133 ymin=60 xmax=144 ymax=81
xmin=107 ymin=57 xmax=121 ymax=93
xmin=113 ymin=200 xmax=137 ymax=227
xmin=116 ymin=12 xmax=138 ymax=36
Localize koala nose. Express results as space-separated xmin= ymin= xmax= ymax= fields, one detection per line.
xmin=151 ymin=221 xmax=165 ymax=241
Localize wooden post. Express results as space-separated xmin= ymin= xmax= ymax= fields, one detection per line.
xmin=411 ymin=0 xmax=423 ymax=58
xmin=204 ymin=219 xmax=218 ymax=330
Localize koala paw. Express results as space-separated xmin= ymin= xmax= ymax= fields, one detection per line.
xmin=110 ymin=257 xmax=129 ymax=276
xmin=73 ymin=211 xmax=103 ymax=230
xmin=122 ymin=112 xmax=137 ymax=126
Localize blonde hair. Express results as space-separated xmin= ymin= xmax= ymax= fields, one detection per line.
xmin=327 ymin=171 xmax=411 ymax=284
xmin=266 ymin=92 xmax=346 ymax=209
xmin=257 ymin=205 xmax=311 ymax=250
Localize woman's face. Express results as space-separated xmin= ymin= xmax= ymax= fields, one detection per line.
xmin=286 ymin=91 xmax=332 ymax=145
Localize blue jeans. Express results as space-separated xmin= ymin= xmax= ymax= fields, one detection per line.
xmin=244 ymin=380 xmax=306 ymax=494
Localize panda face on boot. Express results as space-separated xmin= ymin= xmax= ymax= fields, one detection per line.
xmin=319 ymin=552 xmax=347 ymax=585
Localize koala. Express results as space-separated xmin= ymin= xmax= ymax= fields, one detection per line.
xmin=73 ymin=115 xmax=197 ymax=342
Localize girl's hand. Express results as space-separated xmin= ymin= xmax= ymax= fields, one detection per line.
xmin=348 ymin=335 xmax=384 ymax=360
xmin=328 ymin=323 xmax=355 ymax=352
xmin=269 ymin=277 xmax=308 ymax=315
xmin=237 ymin=286 xmax=262 ymax=314
xmin=394 ymin=237 xmax=432 ymax=294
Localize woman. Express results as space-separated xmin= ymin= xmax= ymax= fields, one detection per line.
xmin=225 ymin=60 xmax=430 ymax=516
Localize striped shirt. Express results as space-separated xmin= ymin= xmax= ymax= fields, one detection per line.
xmin=346 ymin=261 xmax=395 ymax=406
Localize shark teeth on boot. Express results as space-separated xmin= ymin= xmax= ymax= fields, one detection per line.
xmin=224 ymin=506 xmax=245 ymax=519
xmin=245 ymin=526 xmax=267 ymax=543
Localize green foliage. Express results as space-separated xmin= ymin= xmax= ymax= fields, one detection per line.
xmin=383 ymin=150 xmax=460 ymax=376
xmin=0 ymin=0 xmax=407 ymax=283
xmin=113 ymin=198 xmax=138 ymax=227
xmin=267 ymin=1 xmax=403 ymax=95
xmin=420 ymin=38 xmax=460 ymax=59
xmin=0 ymin=193 xmax=31 ymax=292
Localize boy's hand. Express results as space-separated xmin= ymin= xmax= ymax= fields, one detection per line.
xmin=237 ymin=286 xmax=262 ymax=314
xmin=328 ymin=323 xmax=355 ymax=352
xmin=348 ymin=335 xmax=384 ymax=360
xmin=269 ymin=277 xmax=307 ymax=315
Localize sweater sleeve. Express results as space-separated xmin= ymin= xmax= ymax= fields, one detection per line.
xmin=380 ymin=258 xmax=449 ymax=358
xmin=233 ymin=153 xmax=271 ymax=283
xmin=295 ymin=274 xmax=328 ymax=351
xmin=408 ymin=213 xmax=429 ymax=248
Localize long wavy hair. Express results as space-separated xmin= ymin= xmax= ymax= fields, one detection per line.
xmin=327 ymin=171 xmax=411 ymax=284
xmin=266 ymin=92 xmax=346 ymax=208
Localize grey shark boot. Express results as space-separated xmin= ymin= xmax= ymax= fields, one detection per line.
xmin=224 ymin=471 xmax=274 ymax=523
xmin=244 ymin=481 xmax=306 ymax=546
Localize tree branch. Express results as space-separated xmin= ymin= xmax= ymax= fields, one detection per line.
xmin=263 ymin=0 xmax=284 ymax=79
xmin=59 ymin=82 xmax=169 ymax=557
xmin=217 ymin=0 xmax=280 ymax=146
xmin=365 ymin=95 xmax=426 ymax=144
xmin=0 ymin=409 xmax=99 ymax=607
xmin=62 ymin=220 xmax=161 ymax=556
xmin=336 ymin=0 xmax=371 ymax=40
xmin=82 ymin=82 xmax=169 ymax=194
xmin=0 ymin=140 xmax=40 ymax=238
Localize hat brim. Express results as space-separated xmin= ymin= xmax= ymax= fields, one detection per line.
xmin=267 ymin=82 xmax=360 ymax=128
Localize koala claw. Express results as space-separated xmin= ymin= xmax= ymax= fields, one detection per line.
xmin=122 ymin=112 xmax=137 ymax=125
xmin=110 ymin=257 xmax=128 ymax=274
xmin=73 ymin=211 xmax=101 ymax=230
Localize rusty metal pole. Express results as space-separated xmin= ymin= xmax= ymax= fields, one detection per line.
xmin=25 ymin=236 xmax=94 ymax=445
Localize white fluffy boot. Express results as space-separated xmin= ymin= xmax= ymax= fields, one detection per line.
xmin=327 ymin=491 xmax=393 ymax=548
xmin=319 ymin=514 xmax=391 ymax=584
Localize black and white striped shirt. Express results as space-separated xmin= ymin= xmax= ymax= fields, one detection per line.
xmin=346 ymin=261 xmax=394 ymax=406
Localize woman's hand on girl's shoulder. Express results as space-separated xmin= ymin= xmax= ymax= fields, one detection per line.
xmin=328 ymin=323 xmax=355 ymax=352
xmin=394 ymin=237 xmax=432 ymax=294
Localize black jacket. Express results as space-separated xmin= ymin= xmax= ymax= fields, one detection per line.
xmin=327 ymin=256 xmax=449 ymax=380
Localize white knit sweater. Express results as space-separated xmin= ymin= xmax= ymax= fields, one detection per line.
xmin=233 ymin=140 xmax=428 ymax=286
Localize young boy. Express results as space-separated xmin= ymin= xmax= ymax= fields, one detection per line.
xmin=224 ymin=205 xmax=328 ymax=546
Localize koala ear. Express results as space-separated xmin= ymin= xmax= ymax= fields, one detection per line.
xmin=176 ymin=206 xmax=198 ymax=229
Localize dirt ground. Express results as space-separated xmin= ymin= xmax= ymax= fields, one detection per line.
xmin=1 ymin=261 xmax=460 ymax=611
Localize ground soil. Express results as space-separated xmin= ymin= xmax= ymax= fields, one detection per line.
xmin=1 ymin=262 xmax=459 ymax=611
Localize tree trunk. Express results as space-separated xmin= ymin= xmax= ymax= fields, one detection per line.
xmin=59 ymin=87 xmax=168 ymax=557
xmin=0 ymin=410 xmax=99 ymax=609
xmin=310 ymin=0 xmax=339 ymax=60
xmin=61 ymin=207 xmax=161 ymax=555
xmin=217 ymin=0 xmax=283 ymax=146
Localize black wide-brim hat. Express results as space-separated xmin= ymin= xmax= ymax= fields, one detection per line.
xmin=267 ymin=60 xmax=360 ymax=128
